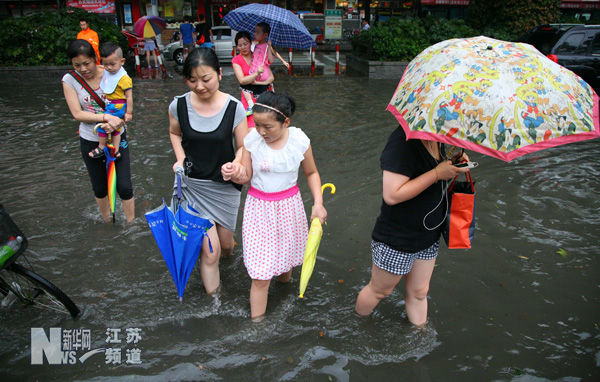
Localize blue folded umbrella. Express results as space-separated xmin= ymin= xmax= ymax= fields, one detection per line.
xmin=145 ymin=172 xmax=213 ymax=301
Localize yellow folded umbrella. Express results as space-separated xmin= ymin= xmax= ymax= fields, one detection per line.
xmin=299 ymin=183 xmax=335 ymax=299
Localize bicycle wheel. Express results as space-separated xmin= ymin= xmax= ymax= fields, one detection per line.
xmin=2 ymin=263 xmax=80 ymax=317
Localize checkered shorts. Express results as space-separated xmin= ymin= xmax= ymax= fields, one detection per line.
xmin=372 ymin=240 xmax=439 ymax=275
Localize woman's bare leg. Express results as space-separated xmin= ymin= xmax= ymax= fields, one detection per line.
xmin=355 ymin=263 xmax=402 ymax=315
xmin=122 ymin=197 xmax=135 ymax=222
xmin=200 ymin=225 xmax=221 ymax=294
xmin=404 ymin=258 xmax=436 ymax=327
xmin=95 ymin=196 xmax=110 ymax=222
xmin=216 ymin=224 xmax=234 ymax=257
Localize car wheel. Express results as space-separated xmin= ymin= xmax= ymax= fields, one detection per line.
xmin=174 ymin=49 xmax=184 ymax=65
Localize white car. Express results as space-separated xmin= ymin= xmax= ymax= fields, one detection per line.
xmin=161 ymin=26 xmax=233 ymax=65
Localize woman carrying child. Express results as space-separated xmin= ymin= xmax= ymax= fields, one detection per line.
xmin=62 ymin=40 xmax=135 ymax=222
xmin=222 ymin=92 xmax=327 ymax=319
xmin=232 ymin=31 xmax=274 ymax=127
xmin=169 ymin=48 xmax=249 ymax=294
xmin=354 ymin=126 xmax=469 ymax=327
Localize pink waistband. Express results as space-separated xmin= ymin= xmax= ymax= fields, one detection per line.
xmin=248 ymin=185 xmax=299 ymax=201
xmin=107 ymin=99 xmax=126 ymax=104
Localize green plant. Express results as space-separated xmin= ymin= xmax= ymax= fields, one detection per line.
xmin=0 ymin=8 xmax=127 ymax=66
xmin=351 ymin=16 xmax=479 ymax=62
xmin=467 ymin=0 xmax=561 ymax=36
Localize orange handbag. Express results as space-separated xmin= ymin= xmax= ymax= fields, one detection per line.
xmin=443 ymin=171 xmax=476 ymax=249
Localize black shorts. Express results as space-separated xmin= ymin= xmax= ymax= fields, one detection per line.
xmin=80 ymin=134 xmax=133 ymax=200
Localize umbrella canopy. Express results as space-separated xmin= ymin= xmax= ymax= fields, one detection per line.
xmin=134 ymin=16 xmax=167 ymax=38
xmin=145 ymin=172 xmax=213 ymax=301
xmin=104 ymin=143 xmax=117 ymax=223
xmin=299 ymin=183 xmax=335 ymax=299
xmin=223 ymin=4 xmax=316 ymax=49
xmin=387 ymin=36 xmax=600 ymax=162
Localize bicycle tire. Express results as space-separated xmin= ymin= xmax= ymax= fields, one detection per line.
xmin=3 ymin=263 xmax=80 ymax=317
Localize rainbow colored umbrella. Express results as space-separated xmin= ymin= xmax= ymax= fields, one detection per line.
xmin=299 ymin=183 xmax=335 ymax=299
xmin=94 ymin=123 xmax=118 ymax=223
xmin=134 ymin=16 xmax=167 ymax=38
xmin=104 ymin=143 xmax=117 ymax=223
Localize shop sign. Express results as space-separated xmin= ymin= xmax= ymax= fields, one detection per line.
xmin=325 ymin=9 xmax=342 ymax=39
xmin=67 ymin=0 xmax=115 ymax=14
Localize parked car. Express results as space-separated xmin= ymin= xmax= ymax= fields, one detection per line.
xmin=518 ymin=24 xmax=600 ymax=89
xmin=161 ymin=26 xmax=233 ymax=65
xmin=517 ymin=24 xmax=582 ymax=55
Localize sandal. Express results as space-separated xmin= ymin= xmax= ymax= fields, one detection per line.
xmin=89 ymin=147 xmax=105 ymax=159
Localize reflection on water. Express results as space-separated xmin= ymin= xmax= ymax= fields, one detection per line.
xmin=0 ymin=69 xmax=599 ymax=381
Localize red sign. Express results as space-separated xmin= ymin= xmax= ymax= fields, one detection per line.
xmin=67 ymin=0 xmax=115 ymax=14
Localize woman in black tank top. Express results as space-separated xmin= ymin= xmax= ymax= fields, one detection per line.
xmin=168 ymin=48 xmax=249 ymax=294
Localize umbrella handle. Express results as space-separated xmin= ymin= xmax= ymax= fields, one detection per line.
xmin=321 ymin=183 xmax=336 ymax=195
xmin=175 ymin=166 xmax=184 ymax=199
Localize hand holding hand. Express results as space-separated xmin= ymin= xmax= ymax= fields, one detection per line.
xmin=221 ymin=162 xmax=234 ymax=181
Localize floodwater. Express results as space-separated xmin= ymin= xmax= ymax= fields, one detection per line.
xmin=0 ymin=62 xmax=599 ymax=382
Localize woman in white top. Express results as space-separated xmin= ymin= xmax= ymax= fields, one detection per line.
xmin=222 ymin=91 xmax=327 ymax=319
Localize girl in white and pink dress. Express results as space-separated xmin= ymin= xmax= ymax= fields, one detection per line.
xmin=221 ymin=91 xmax=327 ymax=319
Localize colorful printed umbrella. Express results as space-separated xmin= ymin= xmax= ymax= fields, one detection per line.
xmin=299 ymin=183 xmax=335 ymax=299
xmin=134 ymin=16 xmax=167 ymax=38
xmin=223 ymin=4 xmax=316 ymax=49
xmin=387 ymin=36 xmax=600 ymax=161
xmin=145 ymin=169 xmax=213 ymax=301
xmin=104 ymin=143 xmax=117 ymax=223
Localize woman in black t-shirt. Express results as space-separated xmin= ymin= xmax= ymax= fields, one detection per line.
xmin=355 ymin=126 xmax=469 ymax=327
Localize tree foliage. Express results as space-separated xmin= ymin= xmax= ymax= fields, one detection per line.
xmin=467 ymin=0 xmax=561 ymax=36
xmin=352 ymin=17 xmax=478 ymax=61
xmin=0 ymin=8 xmax=127 ymax=66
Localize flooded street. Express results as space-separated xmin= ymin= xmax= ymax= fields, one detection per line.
xmin=0 ymin=64 xmax=599 ymax=381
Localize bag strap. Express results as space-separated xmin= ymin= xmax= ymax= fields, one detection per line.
xmin=69 ymin=70 xmax=106 ymax=110
xmin=448 ymin=170 xmax=475 ymax=193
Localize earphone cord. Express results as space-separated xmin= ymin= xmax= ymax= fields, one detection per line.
xmin=423 ymin=179 xmax=448 ymax=231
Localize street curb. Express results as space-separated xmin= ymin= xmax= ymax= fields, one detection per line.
xmin=346 ymin=55 xmax=409 ymax=79
xmin=0 ymin=66 xmax=73 ymax=85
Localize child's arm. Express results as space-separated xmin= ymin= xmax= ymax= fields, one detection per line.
xmin=169 ymin=111 xmax=186 ymax=172
xmin=124 ymin=88 xmax=133 ymax=122
xmin=301 ymin=145 xmax=327 ymax=223
xmin=270 ymin=44 xmax=289 ymax=69
xmin=266 ymin=41 xmax=275 ymax=65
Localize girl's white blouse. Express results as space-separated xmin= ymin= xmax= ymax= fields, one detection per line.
xmin=244 ymin=126 xmax=310 ymax=193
